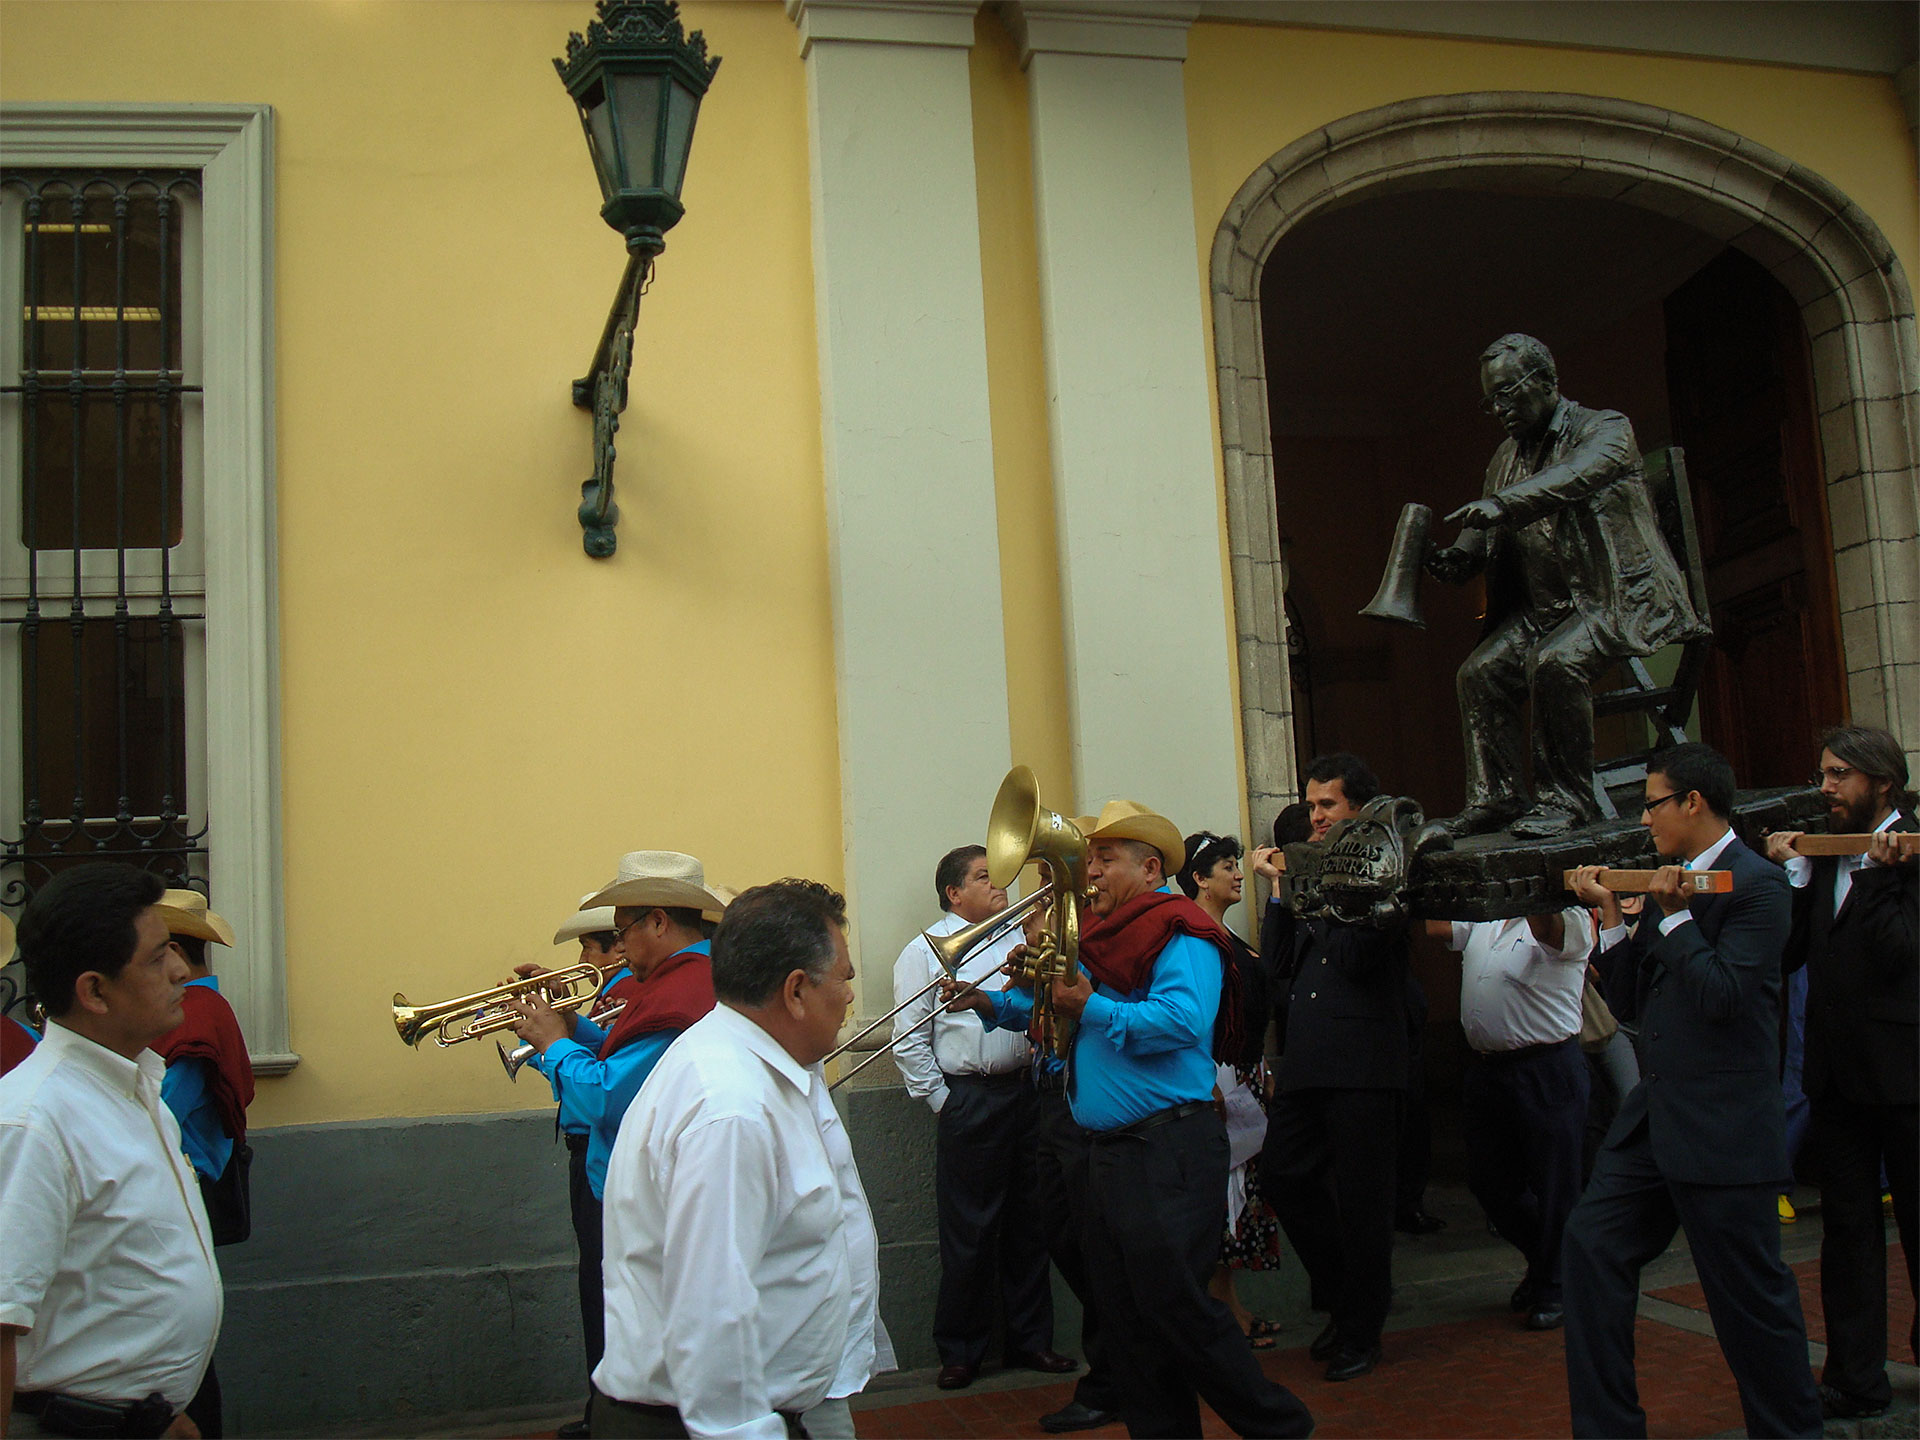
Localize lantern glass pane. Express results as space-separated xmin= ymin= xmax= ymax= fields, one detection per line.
xmin=609 ymin=71 xmax=666 ymax=190
xmin=582 ymin=83 xmax=619 ymax=198
xmin=661 ymin=80 xmax=699 ymax=199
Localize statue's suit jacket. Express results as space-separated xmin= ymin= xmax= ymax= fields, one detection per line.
xmin=1454 ymin=398 xmax=1707 ymax=658
xmin=1594 ymin=835 xmax=1791 ymax=1187
xmin=1784 ymin=810 xmax=1919 ymax=1108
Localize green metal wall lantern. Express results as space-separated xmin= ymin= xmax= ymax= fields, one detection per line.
xmin=554 ymin=0 xmax=721 ymax=557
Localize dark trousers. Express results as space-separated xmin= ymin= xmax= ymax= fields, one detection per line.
xmin=568 ymin=1134 xmax=606 ymax=1400
xmin=183 ymin=1360 xmax=222 ymax=1439
xmin=589 ymin=1393 xmax=808 ymax=1438
xmin=1459 ymin=609 xmax=1611 ymax=822
xmin=1397 ymin=1019 xmax=1431 ymax=1221
xmin=1812 ymin=1094 xmax=1919 ymax=1402
xmin=1033 ymin=1082 xmax=1120 ymax=1412
xmin=1085 ymin=1105 xmax=1314 ymax=1439
xmin=1261 ymin=1087 xmax=1401 ymax=1350
xmin=933 ymin=1071 xmax=1053 ymax=1367
xmin=1462 ymin=1037 xmax=1589 ymax=1304
xmin=1562 ymin=1120 xmax=1822 ymax=1439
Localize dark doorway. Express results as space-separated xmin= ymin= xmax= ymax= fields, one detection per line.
xmin=1665 ymin=249 xmax=1847 ymax=787
xmin=1258 ymin=187 xmax=1845 ymax=1132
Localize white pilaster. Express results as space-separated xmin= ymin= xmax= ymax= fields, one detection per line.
xmin=1005 ymin=2 xmax=1242 ymax=837
xmin=788 ymin=1 xmax=1012 ymax=1013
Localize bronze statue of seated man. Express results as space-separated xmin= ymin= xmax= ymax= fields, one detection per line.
xmin=1426 ymin=334 xmax=1707 ymax=839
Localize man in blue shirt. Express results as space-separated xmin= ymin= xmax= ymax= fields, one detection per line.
xmin=511 ymin=852 xmax=725 ymax=1435
xmin=152 ymin=888 xmax=253 ymax=1439
xmin=951 ymin=801 xmax=1312 ymax=1440
xmin=513 ymin=897 xmax=628 ymax=1440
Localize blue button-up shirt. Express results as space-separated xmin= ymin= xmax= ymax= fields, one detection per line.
xmin=982 ymin=910 xmax=1220 ymax=1133
xmin=534 ymin=949 xmax=700 ymax=1199
xmin=160 ymin=976 xmax=234 ymax=1182
xmin=554 ymin=965 xmax=633 ymax=1136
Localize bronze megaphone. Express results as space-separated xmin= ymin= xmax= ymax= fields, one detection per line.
xmin=1359 ymin=502 xmax=1432 ymax=628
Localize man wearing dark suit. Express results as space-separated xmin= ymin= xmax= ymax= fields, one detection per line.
xmin=1565 ymin=743 xmax=1821 ymax=1440
xmin=1766 ymin=725 xmax=1918 ymax=1420
xmin=1253 ymin=752 xmax=1409 ymax=1382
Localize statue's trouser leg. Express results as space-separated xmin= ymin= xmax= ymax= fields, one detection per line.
xmin=1526 ymin=613 xmax=1613 ymax=824
xmin=1458 ymin=618 xmax=1534 ymax=812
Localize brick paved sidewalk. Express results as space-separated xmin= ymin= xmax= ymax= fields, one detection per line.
xmin=457 ymin=1187 xmax=1915 ymax=1440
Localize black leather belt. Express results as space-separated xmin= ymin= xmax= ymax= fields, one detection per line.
xmin=1091 ymin=1098 xmax=1212 ymax=1142
xmin=13 ymin=1391 xmax=175 ymax=1439
xmin=942 ymin=1069 xmax=1027 ymax=1088
xmin=599 ymin=1398 xmax=810 ymax=1438
xmin=1473 ymin=1035 xmax=1579 ymax=1064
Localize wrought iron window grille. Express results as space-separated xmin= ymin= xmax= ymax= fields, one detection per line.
xmin=0 ymin=170 xmax=209 ymax=1000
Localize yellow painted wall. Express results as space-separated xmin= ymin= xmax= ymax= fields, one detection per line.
xmin=0 ymin=0 xmax=838 ymax=1126
xmin=1182 ymin=23 xmax=1918 ymax=290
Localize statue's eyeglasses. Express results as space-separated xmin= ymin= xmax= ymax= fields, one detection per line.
xmin=1480 ymin=369 xmax=1546 ymax=413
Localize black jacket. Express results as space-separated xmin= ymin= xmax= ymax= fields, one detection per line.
xmin=1593 ymin=834 xmax=1792 ymax=1186
xmin=1266 ymin=906 xmax=1410 ymax=1093
xmin=1784 ymin=810 xmax=1918 ymax=1108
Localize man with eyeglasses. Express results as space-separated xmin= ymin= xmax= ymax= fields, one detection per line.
xmin=1425 ymin=333 xmax=1706 ymax=839
xmin=1764 ymin=727 xmax=1917 ymax=1420
xmin=1561 ymin=744 xmax=1821 ymax=1439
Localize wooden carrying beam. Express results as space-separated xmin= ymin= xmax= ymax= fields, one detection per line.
xmin=1562 ymin=868 xmax=1733 ymax=894
xmin=1786 ymin=832 xmax=1920 ymax=857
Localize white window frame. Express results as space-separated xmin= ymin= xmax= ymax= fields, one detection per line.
xmin=0 ymin=103 xmax=292 ymax=1072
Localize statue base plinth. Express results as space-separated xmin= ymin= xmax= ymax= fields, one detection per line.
xmin=1408 ymin=786 xmax=1828 ymax=921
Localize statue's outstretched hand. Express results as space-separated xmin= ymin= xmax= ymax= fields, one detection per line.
xmin=1425 ymin=545 xmax=1474 ymax=585
xmin=1445 ymin=498 xmax=1504 ymax=529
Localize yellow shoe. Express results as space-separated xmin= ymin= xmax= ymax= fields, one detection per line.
xmin=1884 ymin=1192 xmax=1895 ymax=1215
xmin=1779 ymin=1195 xmax=1797 ymax=1223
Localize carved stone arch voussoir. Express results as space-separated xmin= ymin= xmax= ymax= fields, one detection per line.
xmin=1214 ymin=92 xmax=1920 ymax=839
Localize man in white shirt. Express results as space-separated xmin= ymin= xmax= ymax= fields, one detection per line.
xmin=892 ymin=845 xmax=1067 ymax=1391
xmin=592 ymin=879 xmax=893 ymax=1439
xmin=1 ymin=864 xmax=223 ymax=1440
xmin=1426 ymin=906 xmax=1592 ymax=1331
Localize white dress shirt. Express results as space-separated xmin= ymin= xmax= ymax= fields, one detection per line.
xmin=1449 ymin=910 xmax=1593 ymax=1052
xmin=890 ymin=911 xmax=1029 ymax=1111
xmin=596 ymin=1005 xmax=889 ymax=1440
xmin=0 ymin=1022 xmax=222 ymax=1409
xmin=1782 ymin=808 xmax=1898 ymax=912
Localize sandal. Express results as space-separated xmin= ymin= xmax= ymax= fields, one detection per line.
xmin=1249 ymin=1332 xmax=1277 ymax=1351
xmin=1247 ymin=1316 xmax=1283 ymax=1340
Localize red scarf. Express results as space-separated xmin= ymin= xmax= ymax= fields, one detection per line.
xmin=1 ymin=1015 xmax=36 ymax=1077
xmin=1078 ymin=891 xmax=1244 ymax=1062
xmin=154 ymin=984 xmax=255 ymax=1144
xmin=598 ymin=946 xmax=716 ymax=1059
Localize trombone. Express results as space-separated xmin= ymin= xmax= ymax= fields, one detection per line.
xmin=392 ymin=962 xmax=607 ymax=1049
xmin=497 ymin=996 xmax=629 ymax=1080
xmin=824 ymin=765 xmax=1091 ymax=1091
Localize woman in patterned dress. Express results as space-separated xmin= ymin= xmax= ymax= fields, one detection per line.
xmin=1178 ymin=831 xmax=1285 ymax=1348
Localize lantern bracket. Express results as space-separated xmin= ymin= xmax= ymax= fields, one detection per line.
xmin=570 ymin=253 xmax=652 ymax=559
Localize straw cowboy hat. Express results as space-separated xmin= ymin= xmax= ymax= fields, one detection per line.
xmin=584 ymin=851 xmax=730 ymax=916
xmin=1075 ymin=801 xmax=1186 ymax=876
xmin=155 ymin=888 xmax=237 ymax=947
xmin=554 ymin=894 xmax=620 ymax=946
xmin=702 ymin=883 xmax=737 ymax=924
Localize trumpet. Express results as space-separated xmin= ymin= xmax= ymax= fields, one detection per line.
xmin=823 ymin=765 xmax=1090 ymax=1090
xmin=392 ymin=962 xmax=606 ymax=1048
xmin=496 ymin=997 xmax=628 ymax=1081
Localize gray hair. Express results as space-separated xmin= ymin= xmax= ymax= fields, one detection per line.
xmin=711 ymin=879 xmax=847 ymax=1007
xmin=1480 ymin=333 xmax=1557 ymax=386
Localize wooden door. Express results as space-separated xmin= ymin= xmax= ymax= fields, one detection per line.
xmin=1664 ymin=248 xmax=1846 ymax=788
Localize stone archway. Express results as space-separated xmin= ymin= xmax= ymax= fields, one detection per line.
xmin=1212 ymin=92 xmax=1920 ymax=839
